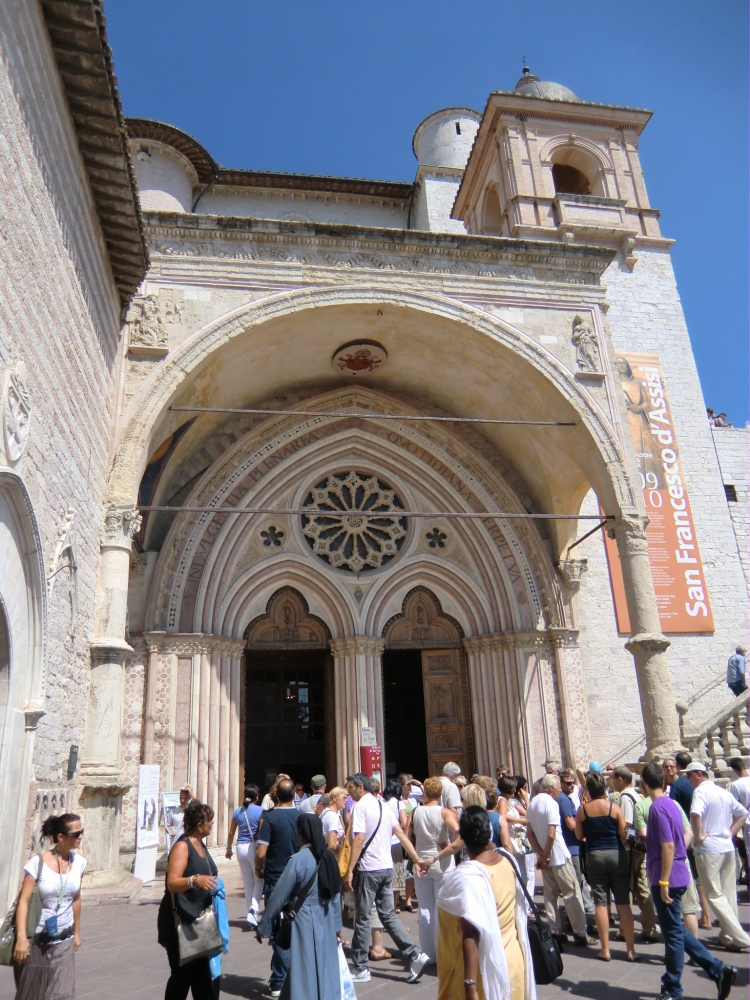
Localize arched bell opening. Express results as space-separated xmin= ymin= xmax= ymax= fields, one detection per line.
xmin=243 ymin=587 xmax=334 ymax=793
xmin=381 ymin=587 xmax=474 ymax=780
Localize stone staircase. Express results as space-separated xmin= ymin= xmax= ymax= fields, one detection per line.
xmin=676 ymin=690 xmax=750 ymax=779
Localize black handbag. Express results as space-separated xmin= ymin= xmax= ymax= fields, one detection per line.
xmin=497 ymin=849 xmax=563 ymax=985
xmin=275 ymin=863 xmax=319 ymax=950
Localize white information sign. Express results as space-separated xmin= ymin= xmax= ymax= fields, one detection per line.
xmin=360 ymin=727 xmax=377 ymax=747
xmin=133 ymin=764 xmax=160 ymax=883
xmin=162 ymin=791 xmax=182 ymax=852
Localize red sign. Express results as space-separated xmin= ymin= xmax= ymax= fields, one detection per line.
xmin=603 ymin=352 xmax=714 ymax=633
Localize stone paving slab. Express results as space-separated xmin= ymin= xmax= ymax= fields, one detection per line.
xmin=0 ymin=860 xmax=746 ymax=1000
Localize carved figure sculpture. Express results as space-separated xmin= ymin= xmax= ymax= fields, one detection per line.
xmin=4 ymin=366 xmax=31 ymax=461
xmin=571 ymin=315 xmax=600 ymax=372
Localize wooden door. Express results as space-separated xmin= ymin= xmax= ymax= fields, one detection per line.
xmin=421 ymin=648 xmax=474 ymax=777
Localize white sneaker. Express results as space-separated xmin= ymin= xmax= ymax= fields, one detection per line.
xmin=350 ymin=968 xmax=371 ymax=982
xmin=246 ymin=910 xmax=258 ymax=927
xmin=408 ymin=952 xmax=429 ymax=983
xmin=267 ymin=987 xmax=281 ymax=999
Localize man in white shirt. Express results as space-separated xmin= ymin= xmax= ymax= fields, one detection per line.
xmin=728 ymin=757 xmax=750 ymax=827
xmin=344 ymin=772 xmax=428 ymax=984
xmin=687 ymin=761 xmax=749 ymax=949
xmin=527 ymin=773 xmax=593 ymax=946
xmin=439 ymin=761 xmax=463 ymax=810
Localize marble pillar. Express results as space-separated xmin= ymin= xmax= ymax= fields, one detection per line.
xmin=613 ymin=513 xmax=682 ymax=757
xmin=79 ymin=504 xmax=140 ymax=881
xmin=330 ymin=637 xmax=385 ymax=780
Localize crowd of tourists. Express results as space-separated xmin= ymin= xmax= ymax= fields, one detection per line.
xmin=4 ymin=754 xmax=748 ymax=1000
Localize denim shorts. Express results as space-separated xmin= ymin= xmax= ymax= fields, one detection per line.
xmin=586 ymin=848 xmax=630 ymax=906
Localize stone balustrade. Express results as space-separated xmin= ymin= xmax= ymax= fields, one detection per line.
xmin=676 ymin=691 xmax=750 ymax=778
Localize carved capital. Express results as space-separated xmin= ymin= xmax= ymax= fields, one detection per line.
xmin=101 ymin=503 xmax=142 ymax=550
xmin=556 ymin=558 xmax=588 ymax=592
xmin=547 ymin=628 xmax=581 ymax=649
xmin=613 ymin=513 xmax=650 ymax=554
xmin=330 ymin=636 xmax=385 ymax=658
xmin=625 ymin=632 xmax=671 ymax=655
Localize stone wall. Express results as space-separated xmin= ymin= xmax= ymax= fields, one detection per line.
xmin=712 ymin=426 xmax=749 ymax=594
xmin=0 ymin=1 xmax=121 ymax=816
xmin=574 ymin=248 xmax=749 ymax=761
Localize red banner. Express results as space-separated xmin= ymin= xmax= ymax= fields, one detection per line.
xmin=603 ymin=352 xmax=714 ymax=633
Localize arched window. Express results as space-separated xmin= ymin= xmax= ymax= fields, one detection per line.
xmin=482 ymin=186 xmax=502 ymax=235
xmin=552 ymin=163 xmax=591 ymax=195
xmin=550 ymin=146 xmax=607 ymax=197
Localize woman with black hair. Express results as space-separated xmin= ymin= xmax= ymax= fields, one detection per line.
xmin=382 ymin=777 xmax=408 ymax=912
xmin=158 ymin=801 xmax=220 ymax=1000
xmin=13 ymin=812 xmax=86 ymax=999
xmin=257 ymin=812 xmax=343 ymax=1000
xmin=437 ymin=806 xmax=536 ymax=1000
xmin=225 ymin=783 xmax=264 ymax=927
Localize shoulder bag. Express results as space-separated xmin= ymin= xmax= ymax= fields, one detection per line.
xmin=275 ymin=861 xmax=320 ymax=950
xmin=352 ymin=800 xmax=382 ymax=879
xmin=337 ymin=816 xmax=352 ymax=878
xmin=172 ymin=841 xmax=222 ymax=966
xmin=242 ymin=806 xmax=255 ymax=844
xmin=496 ymin=848 xmax=563 ymax=985
xmin=0 ymin=852 xmax=45 ymax=965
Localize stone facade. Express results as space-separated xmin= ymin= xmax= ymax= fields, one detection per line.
xmin=0 ymin=5 xmax=746 ymax=889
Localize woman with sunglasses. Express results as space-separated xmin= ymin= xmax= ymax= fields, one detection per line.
xmin=13 ymin=812 xmax=86 ymax=999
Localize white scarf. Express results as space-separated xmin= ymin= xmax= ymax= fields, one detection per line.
xmin=437 ymin=855 xmax=537 ymax=1000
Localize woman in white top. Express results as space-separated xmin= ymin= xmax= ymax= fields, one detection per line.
xmin=498 ymin=775 xmax=536 ymax=901
xmin=13 ymin=812 xmax=87 ymax=1000
xmin=411 ymin=776 xmax=460 ymax=964
xmin=320 ymin=786 xmax=347 ymax=850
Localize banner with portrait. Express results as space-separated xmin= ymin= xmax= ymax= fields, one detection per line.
xmin=603 ymin=351 xmax=714 ymax=633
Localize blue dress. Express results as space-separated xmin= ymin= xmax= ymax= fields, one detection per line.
xmin=258 ymin=846 xmax=342 ymax=1000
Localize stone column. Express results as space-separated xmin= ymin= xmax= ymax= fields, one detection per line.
xmin=613 ymin=513 xmax=682 ymax=757
xmin=79 ymin=504 xmax=140 ymax=882
xmin=547 ymin=628 xmax=593 ymax=770
xmin=330 ymin=637 xmax=385 ymax=780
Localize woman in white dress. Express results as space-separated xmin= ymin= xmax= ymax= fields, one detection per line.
xmin=320 ymin=786 xmax=347 ymax=850
xmin=13 ymin=813 xmax=87 ymax=1000
xmin=411 ymin=776 xmax=460 ymax=963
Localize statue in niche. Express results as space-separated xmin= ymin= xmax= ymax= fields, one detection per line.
xmin=571 ymin=315 xmax=601 ymax=372
xmin=283 ymin=604 xmax=293 ymax=625
xmin=416 ymin=606 xmax=425 ymax=624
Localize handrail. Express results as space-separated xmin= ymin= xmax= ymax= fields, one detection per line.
xmin=681 ymin=690 xmax=749 ymax=745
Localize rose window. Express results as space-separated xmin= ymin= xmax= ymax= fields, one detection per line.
xmin=301 ymin=471 xmax=407 ymax=572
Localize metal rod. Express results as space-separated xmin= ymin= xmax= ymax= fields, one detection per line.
xmin=565 ymin=517 xmax=610 ymax=552
xmin=169 ymin=405 xmax=577 ymax=427
xmin=138 ymin=505 xmax=614 ymax=521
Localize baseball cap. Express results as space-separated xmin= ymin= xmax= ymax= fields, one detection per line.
xmin=685 ymin=761 xmax=708 ymax=774
xmin=311 ymin=774 xmax=326 ymax=789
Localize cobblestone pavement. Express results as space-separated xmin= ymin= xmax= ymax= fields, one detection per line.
xmin=0 ymin=859 xmax=746 ymax=1000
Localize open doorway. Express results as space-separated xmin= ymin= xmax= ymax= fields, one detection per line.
xmin=244 ymin=650 xmax=332 ymax=792
xmin=382 ymin=649 xmax=428 ymax=782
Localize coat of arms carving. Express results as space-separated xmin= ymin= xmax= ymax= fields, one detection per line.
xmin=332 ymin=340 xmax=387 ymax=375
xmin=3 ymin=363 xmax=31 ymax=462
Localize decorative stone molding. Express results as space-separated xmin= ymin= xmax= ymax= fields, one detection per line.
xmin=625 ymin=632 xmax=671 ymax=654
xmin=130 ymin=552 xmax=148 ymax=574
xmin=330 ymin=637 xmax=386 ymax=657
xmin=3 ymin=362 xmax=31 ymax=462
xmin=556 ymin=558 xmax=588 ymax=592
xmin=610 ymin=512 xmax=650 ymax=552
xmin=135 ymin=631 xmax=246 ymax=657
xmin=101 ymin=504 xmax=142 ymax=550
xmin=24 ymin=707 xmax=46 ymax=731
xmin=124 ymin=294 xmax=182 ymax=359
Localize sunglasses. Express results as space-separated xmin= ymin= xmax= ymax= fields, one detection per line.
xmin=65 ymin=829 xmax=84 ymax=838
xmin=560 ymin=779 xmax=574 ymax=784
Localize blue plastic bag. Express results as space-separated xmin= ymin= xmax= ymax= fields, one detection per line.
xmin=209 ymin=878 xmax=230 ymax=980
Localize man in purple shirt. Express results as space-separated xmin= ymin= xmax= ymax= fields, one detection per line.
xmin=641 ymin=762 xmax=737 ymax=1000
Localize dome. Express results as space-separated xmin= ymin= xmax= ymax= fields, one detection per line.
xmin=513 ymin=66 xmax=580 ymax=103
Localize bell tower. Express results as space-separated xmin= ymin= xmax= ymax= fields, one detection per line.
xmin=452 ymin=66 xmax=669 ymax=264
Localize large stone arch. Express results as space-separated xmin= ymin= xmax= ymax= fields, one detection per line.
xmin=0 ymin=470 xmax=46 ymax=909
xmin=108 ymin=284 xmax=639 ymax=531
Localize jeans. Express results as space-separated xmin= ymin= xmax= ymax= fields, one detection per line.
xmin=650 ymin=884 xmax=722 ymax=998
xmin=264 ymin=880 xmax=291 ymax=988
xmin=352 ymin=868 xmax=419 ymax=970
xmin=728 ymin=679 xmax=748 ymax=697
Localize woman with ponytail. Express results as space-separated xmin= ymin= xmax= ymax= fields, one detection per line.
xmin=13 ymin=812 xmax=86 ymax=999
xmin=226 ymin=784 xmax=264 ymax=927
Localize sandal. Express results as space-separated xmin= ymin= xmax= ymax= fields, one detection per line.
xmin=408 ymin=901 xmax=418 ymax=913
xmin=369 ymin=948 xmax=393 ymax=961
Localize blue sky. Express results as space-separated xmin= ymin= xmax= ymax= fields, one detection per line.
xmin=107 ymin=1 xmax=748 ymax=425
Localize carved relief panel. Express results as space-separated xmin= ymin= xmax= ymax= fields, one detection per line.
xmin=421 ymin=648 xmax=474 ymax=778
xmin=244 ymin=587 xmax=330 ymax=649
